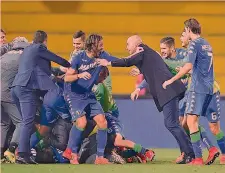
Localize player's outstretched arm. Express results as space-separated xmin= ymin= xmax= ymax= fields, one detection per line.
xmin=98 ymin=47 xmax=144 ymax=67
xmin=162 ymin=62 xmax=193 ymax=89
xmin=39 ymin=45 xmax=71 ymax=68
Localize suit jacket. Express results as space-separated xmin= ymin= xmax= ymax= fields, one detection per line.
xmin=111 ymin=44 xmax=186 ymax=112
xmin=12 ymin=43 xmax=70 ymax=91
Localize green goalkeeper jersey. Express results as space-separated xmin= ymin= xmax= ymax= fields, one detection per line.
xmin=92 ymin=75 xmax=118 ymax=113
xmin=164 ymin=48 xmax=190 ymax=79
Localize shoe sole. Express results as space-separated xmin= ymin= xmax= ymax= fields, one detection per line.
xmin=4 ymin=156 xmax=15 ymax=163
xmin=147 ymin=154 xmax=155 ymax=162
xmin=205 ymin=152 xmax=220 ymax=165
xmin=16 ymin=160 xmax=28 ymax=164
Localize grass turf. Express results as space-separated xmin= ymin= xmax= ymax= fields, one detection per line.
xmin=1 ymin=149 xmax=224 ymax=173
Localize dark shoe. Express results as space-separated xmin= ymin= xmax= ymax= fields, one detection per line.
xmin=16 ymin=156 xmax=38 ymax=164
xmin=176 ymin=153 xmax=194 ymax=164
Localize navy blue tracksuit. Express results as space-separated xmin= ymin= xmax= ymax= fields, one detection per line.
xmin=11 ymin=43 xmax=70 ymax=156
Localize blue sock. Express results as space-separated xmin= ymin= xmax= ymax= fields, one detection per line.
xmin=30 ymin=132 xmax=41 ymax=149
xmin=190 ymin=131 xmax=202 ymax=158
xmin=97 ymin=128 xmax=107 ymax=157
xmin=216 ymin=131 xmax=225 ymax=154
xmin=199 ymin=126 xmax=214 ymax=150
xmin=69 ymin=125 xmax=84 ymax=153
xmin=67 ymin=128 xmax=74 ymax=149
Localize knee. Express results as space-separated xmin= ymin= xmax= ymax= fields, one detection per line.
xmin=75 ymin=116 xmax=87 ymax=129
xmin=187 ymin=115 xmax=198 ymax=128
xmin=209 ymin=123 xmax=220 ymax=135
xmin=94 ymin=115 xmax=107 ymax=129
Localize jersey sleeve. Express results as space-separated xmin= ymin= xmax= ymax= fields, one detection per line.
xmin=100 ymin=51 xmax=119 ymax=61
xmin=70 ymin=53 xmax=80 ymax=70
xmin=187 ymin=41 xmax=198 ymax=65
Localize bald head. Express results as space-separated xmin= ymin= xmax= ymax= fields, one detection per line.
xmin=126 ymin=35 xmax=142 ymax=54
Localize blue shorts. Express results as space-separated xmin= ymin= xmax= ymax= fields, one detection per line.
xmin=64 ymin=92 xmax=104 ymax=122
xmin=105 ymin=112 xmax=123 ymax=136
xmin=185 ymin=91 xmax=215 ymax=120
xmin=40 ymin=88 xmax=71 ymax=126
xmin=205 ymin=91 xmax=221 ymax=123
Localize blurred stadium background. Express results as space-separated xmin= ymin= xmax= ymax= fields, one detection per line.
xmin=1 ymin=1 xmax=225 ymax=149
xmin=1 ymin=1 xmax=225 ymax=95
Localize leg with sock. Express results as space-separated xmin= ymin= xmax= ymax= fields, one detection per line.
xmin=187 ymin=114 xmax=203 ymax=165
xmin=67 ymin=116 xmax=86 ymax=164
xmin=97 ymin=128 xmax=108 ymax=157
xmin=190 ymin=131 xmax=202 ymax=158
xmin=216 ymin=131 xmax=225 ymax=164
xmin=216 ymin=131 xmax=225 ymax=155
xmin=199 ymin=125 xmax=214 ymax=150
xmin=30 ymin=131 xmax=42 ymax=149
xmin=94 ymin=114 xmax=110 ymax=164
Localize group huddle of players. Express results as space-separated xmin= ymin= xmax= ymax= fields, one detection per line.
xmin=1 ymin=17 xmax=225 ymax=165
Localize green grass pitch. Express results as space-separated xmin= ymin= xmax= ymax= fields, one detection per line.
xmin=1 ymin=149 xmax=224 ymax=173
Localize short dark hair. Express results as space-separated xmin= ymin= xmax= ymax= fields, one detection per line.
xmin=184 ymin=18 xmax=201 ymax=34
xmin=73 ymin=30 xmax=85 ymax=41
xmin=33 ymin=30 xmax=47 ymax=44
xmin=160 ymin=37 xmax=175 ymax=48
xmin=1 ymin=29 xmax=6 ymax=35
xmin=85 ymin=34 xmax=103 ymax=52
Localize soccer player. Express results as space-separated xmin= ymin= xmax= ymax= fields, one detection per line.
xmin=179 ymin=30 xmax=225 ymax=165
xmin=62 ymin=34 xmax=120 ymax=164
xmin=71 ymin=30 xmax=86 ymax=57
xmin=162 ymin=18 xmax=225 ymax=165
xmin=59 ymin=30 xmax=86 ymax=73
xmin=11 ymin=30 xmax=71 ymax=164
xmin=29 ymin=78 xmax=71 ymax=151
xmin=97 ymin=35 xmax=195 ymax=163
xmin=93 ymin=68 xmax=155 ymax=163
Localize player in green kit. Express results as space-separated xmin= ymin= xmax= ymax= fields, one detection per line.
xmin=93 ymin=67 xmax=155 ymax=163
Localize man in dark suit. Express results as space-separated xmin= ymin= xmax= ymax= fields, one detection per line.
xmin=11 ymin=30 xmax=71 ymax=164
xmin=97 ymin=35 xmax=194 ymax=163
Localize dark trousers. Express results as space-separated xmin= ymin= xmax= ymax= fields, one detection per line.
xmin=163 ymin=96 xmax=194 ymax=156
xmin=11 ymin=86 xmax=42 ymax=156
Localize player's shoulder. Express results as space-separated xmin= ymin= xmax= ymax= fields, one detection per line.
xmin=176 ymin=48 xmax=188 ymax=58
xmin=71 ymin=50 xmax=85 ymax=61
xmin=195 ymin=37 xmax=212 ymax=52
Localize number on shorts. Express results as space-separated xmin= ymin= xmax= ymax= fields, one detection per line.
xmin=211 ymin=112 xmax=217 ymax=121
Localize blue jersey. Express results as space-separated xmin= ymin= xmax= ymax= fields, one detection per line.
xmin=64 ymin=50 xmax=117 ymax=94
xmin=187 ymin=37 xmax=214 ymax=94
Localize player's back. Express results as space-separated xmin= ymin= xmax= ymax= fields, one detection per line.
xmin=189 ymin=37 xmax=214 ymax=94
